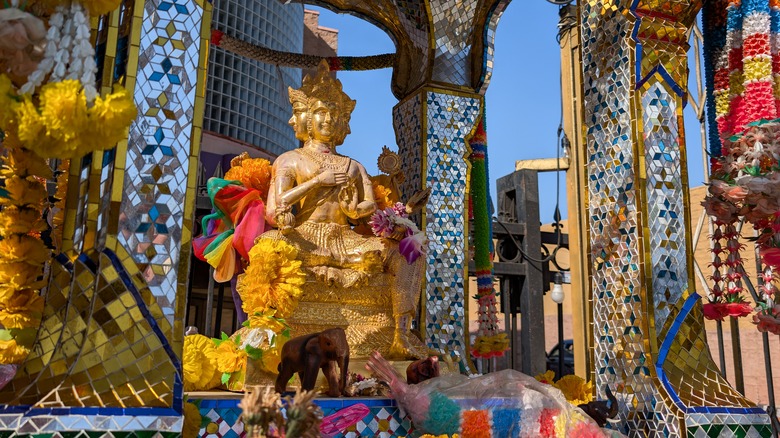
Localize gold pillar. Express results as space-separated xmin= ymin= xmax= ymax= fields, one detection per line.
xmin=559 ymin=5 xmax=592 ymax=380
xmin=579 ymin=0 xmax=772 ymax=436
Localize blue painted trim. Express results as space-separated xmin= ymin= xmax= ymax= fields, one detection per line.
xmin=636 ymin=64 xmax=686 ymax=98
xmin=628 ymin=0 xmax=686 ymax=100
xmin=54 ymin=253 xmax=74 ymax=272
xmin=655 ymin=293 xmax=766 ymax=415
xmin=77 ymin=252 xmax=98 ymax=274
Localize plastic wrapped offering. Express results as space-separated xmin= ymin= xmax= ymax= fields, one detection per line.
xmin=367 ymin=352 xmax=622 ymax=437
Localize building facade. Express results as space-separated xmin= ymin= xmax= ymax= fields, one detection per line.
xmin=203 ymin=2 xmax=304 ymax=158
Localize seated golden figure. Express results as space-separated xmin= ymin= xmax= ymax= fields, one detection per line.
xmin=249 ymin=62 xmax=429 ymax=360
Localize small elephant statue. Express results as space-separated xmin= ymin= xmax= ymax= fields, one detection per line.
xmin=578 ymin=385 xmax=619 ymax=427
xmin=275 ymin=327 xmax=349 ymax=397
xmin=406 ymin=356 xmax=439 ymax=384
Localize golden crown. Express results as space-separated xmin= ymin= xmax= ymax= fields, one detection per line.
xmin=288 ymin=60 xmax=356 ymax=117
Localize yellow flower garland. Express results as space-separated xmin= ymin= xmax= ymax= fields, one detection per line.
xmin=0 ymin=93 xmax=51 ymax=365
xmin=182 ymin=335 xmax=220 ymax=391
xmin=0 ymin=289 xmax=44 ymax=329
xmin=0 ymin=339 xmax=29 ymax=364
xmin=214 ymin=340 xmax=247 ymax=374
xmin=182 ymin=334 xmax=221 ymax=392
xmin=554 ymin=374 xmax=594 ymax=406
xmin=372 ymin=182 xmax=393 ymax=211
xmin=0 ymin=206 xmax=46 ymax=235
xmin=182 ymin=401 xmax=202 ymax=438
xmin=1 ymin=77 xmax=136 ymax=159
xmin=0 ymin=234 xmax=51 ymax=265
xmin=0 ymin=175 xmax=47 ymax=207
xmin=224 ymin=155 xmax=272 ymax=200
xmin=237 ymin=239 xmax=306 ymax=318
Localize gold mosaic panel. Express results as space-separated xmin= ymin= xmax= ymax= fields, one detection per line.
xmin=33 ymin=251 xmax=177 ymax=408
xmin=661 ymin=304 xmax=752 ymax=409
xmin=0 ymin=260 xmax=74 ymax=404
xmin=0 ymin=258 xmax=97 ymax=406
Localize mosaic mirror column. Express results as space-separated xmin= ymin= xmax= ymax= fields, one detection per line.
xmin=0 ymin=0 xmax=211 ymax=434
xmin=311 ymin=0 xmax=510 ymax=362
xmin=580 ymin=0 xmax=772 ymax=435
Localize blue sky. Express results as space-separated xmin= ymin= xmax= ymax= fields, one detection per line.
xmin=309 ymin=2 xmax=708 ymax=223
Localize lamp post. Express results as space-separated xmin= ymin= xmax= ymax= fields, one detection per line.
xmin=551 ymin=272 xmax=565 ymax=378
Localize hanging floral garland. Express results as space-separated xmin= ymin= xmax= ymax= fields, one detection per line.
xmin=701 ymin=0 xmax=780 ymax=327
xmin=0 ymin=144 xmax=49 ymax=372
xmin=469 ymin=114 xmax=508 ymax=359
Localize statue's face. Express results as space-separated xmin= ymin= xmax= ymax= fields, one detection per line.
xmin=288 ymin=102 xmax=309 ymax=142
xmin=309 ymin=100 xmax=340 ymax=144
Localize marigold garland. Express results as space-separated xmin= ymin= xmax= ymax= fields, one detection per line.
xmin=214 ymin=339 xmax=247 ymax=374
xmin=0 ymin=339 xmax=29 ymax=364
xmin=0 ymin=123 xmax=50 ymax=368
xmin=224 ymin=154 xmax=272 ymax=201
xmin=554 ymin=374 xmax=594 ymax=406
xmin=0 ymin=206 xmax=46 ymax=235
xmin=182 ymin=401 xmax=202 ymax=438
xmin=236 ymin=239 xmax=306 ymax=319
xmin=182 ymin=334 xmax=221 ymax=391
xmin=371 ymin=180 xmax=394 ymax=211
xmin=535 ymin=370 xmax=556 ymax=385
xmin=1 ymin=77 xmax=136 ymax=159
xmin=534 ymin=370 xmax=594 ymax=407
xmin=0 ymin=289 xmax=44 ymax=329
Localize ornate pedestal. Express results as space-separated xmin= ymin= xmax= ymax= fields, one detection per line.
xmin=287 ymin=279 xmax=396 ymax=359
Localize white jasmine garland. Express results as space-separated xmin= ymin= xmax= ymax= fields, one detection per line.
xmin=19 ymin=2 xmax=98 ymax=102
xmin=20 ymin=7 xmax=63 ymax=94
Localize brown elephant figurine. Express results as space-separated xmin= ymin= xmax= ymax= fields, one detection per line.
xmin=406 ymin=356 xmax=440 ymax=384
xmin=578 ymin=385 xmax=619 ymax=427
xmin=275 ymin=327 xmax=349 ymax=397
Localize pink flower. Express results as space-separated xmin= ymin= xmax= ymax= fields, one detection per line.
xmin=369 ymin=209 xmax=394 ymax=238
xmin=701 ymin=196 xmax=738 ymax=223
xmin=711 ymin=180 xmax=748 ymax=203
xmin=0 ymin=8 xmax=46 ymax=79
xmin=398 ymin=232 xmax=426 ymax=264
xmin=745 ymin=197 xmax=780 ymax=223
xmin=761 ymin=247 xmax=780 ymax=270
xmin=703 ymin=302 xmax=753 ymax=321
xmin=390 ymin=202 xmax=408 ymax=218
xmin=754 ymin=308 xmax=780 ymax=335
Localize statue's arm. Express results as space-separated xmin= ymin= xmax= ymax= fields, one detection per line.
xmin=345 ymin=163 xmax=377 ymax=220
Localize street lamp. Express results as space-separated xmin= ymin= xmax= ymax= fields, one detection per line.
xmin=551 ymin=272 xmax=565 ymax=378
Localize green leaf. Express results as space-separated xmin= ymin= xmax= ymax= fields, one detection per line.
xmin=221 ymin=372 xmax=231 ymax=385
xmin=282 ymin=328 xmax=291 ymax=339
xmin=221 ymin=332 xmax=229 ymax=341
xmin=245 ymin=345 xmax=264 ymax=361
xmin=745 ymin=166 xmax=760 ymax=176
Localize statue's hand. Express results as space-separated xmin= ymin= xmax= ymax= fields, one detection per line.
xmin=338 ymin=183 xmax=360 ymax=219
xmin=316 ymin=170 xmax=348 ymax=187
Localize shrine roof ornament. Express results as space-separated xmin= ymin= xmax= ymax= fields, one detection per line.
xmin=282 ymin=0 xmax=511 ymax=98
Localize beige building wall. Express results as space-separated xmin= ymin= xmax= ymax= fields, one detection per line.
xmin=303 ymin=9 xmax=338 ymax=80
